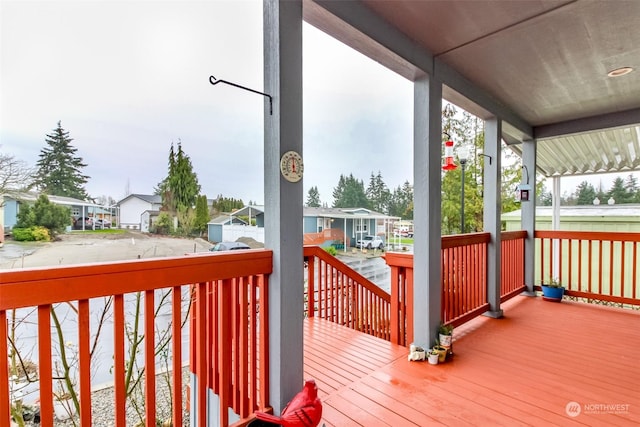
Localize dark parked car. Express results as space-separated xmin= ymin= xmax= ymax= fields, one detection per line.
xmin=73 ymin=217 xmax=93 ymax=229
xmin=209 ymin=242 xmax=251 ymax=251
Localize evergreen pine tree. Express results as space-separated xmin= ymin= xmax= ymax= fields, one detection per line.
xmin=160 ymin=141 xmax=201 ymax=212
xmin=607 ymin=177 xmax=628 ymax=204
xmin=306 ymin=186 xmax=321 ymax=207
xmin=35 ymin=121 xmax=90 ymax=199
xmin=624 ymin=174 xmax=640 ymax=203
xmin=575 ymin=181 xmax=597 ymax=205
xmin=332 ymin=174 xmax=369 ymax=208
xmin=194 ymin=195 xmax=210 ymax=235
xmin=366 ymin=171 xmax=391 ymax=213
xmin=388 ymin=181 xmax=413 ymax=219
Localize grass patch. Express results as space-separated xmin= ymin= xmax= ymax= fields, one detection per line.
xmin=386 ymin=237 xmax=414 ymax=244
xmin=69 ymin=229 xmax=126 ymax=235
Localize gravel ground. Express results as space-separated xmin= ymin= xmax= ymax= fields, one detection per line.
xmin=0 ymin=230 xmax=213 ymax=270
xmin=53 ymin=367 xmax=191 ymax=427
xmin=15 ymin=367 xmax=191 ymax=426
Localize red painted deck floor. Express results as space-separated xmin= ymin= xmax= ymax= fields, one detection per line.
xmin=304 ymin=296 xmax=640 ymax=426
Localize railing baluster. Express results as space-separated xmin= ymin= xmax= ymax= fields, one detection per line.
xmin=634 ymin=243 xmax=638 ymax=300
xmin=609 ymin=240 xmax=615 ymax=296
xmin=306 ymin=256 xmax=315 ymax=317
xmin=249 ymin=277 xmax=257 ymax=412
xmin=620 ymin=243 xmax=626 ymax=299
xmin=114 ymin=294 xmax=126 ymax=427
xmin=171 ymin=286 xmax=183 ymax=427
xmin=0 ymin=310 xmax=9 ymax=425
xmin=218 ymin=278 xmax=231 ymax=427
xmin=144 ymin=290 xmax=156 ymax=425
xmin=38 ymin=305 xmax=53 ymax=427
xmin=78 ymin=299 xmax=92 ymax=426
xmin=259 ymin=275 xmax=269 ymax=412
xmin=195 ymin=282 xmax=207 ymax=427
xmin=231 ymin=278 xmax=239 ymax=413
xmin=238 ymin=277 xmax=249 ymax=418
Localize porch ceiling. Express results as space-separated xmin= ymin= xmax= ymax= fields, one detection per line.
xmin=304 ymin=0 xmax=640 ymax=177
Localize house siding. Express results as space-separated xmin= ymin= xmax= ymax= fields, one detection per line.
xmin=119 ymin=198 xmax=156 ymax=229
xmin=303 ymin=216 xmax=318 ymax=233
xmin=208 ymin=224 xmax=223 ymax=242
xmin=2 ymin=199 xmax=19 ymax=230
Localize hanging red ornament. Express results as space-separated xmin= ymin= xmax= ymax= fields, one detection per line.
xmin=442 ymin=139 xmax=457 ymax=171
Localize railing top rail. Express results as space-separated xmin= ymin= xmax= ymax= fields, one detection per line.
xmin=383 ymin=251 xmax=414 ymax=268
xmin=0 ymin=249 xmax=273 ymax=311
xmin=441 ymin=232 xmax=491 ymax=249
xmin=303 ymin=245 xmax=390 ymax=302
xmin=502 ymin=230 xmax=528 ymax=241
xmin=535 ymin=230 xmax=640 ymax=242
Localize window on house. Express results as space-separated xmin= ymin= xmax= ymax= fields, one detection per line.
xmin=355 ymin=223 xmax=368 ymax=233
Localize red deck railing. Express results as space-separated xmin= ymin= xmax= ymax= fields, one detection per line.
xmin=303 ymin=246 xmax=392 ymax=342
xmin=0 ymin=250 xmax=272 ymax=427
xmin=441 ymin=233 xmax=491 ymax=326
xmin=385 ymin=231 xmax=529 ymax=344
xmin=501 ymin=230 xmax=527 ymax=301
xmin=535 ymin=230 xmax=640 ymax=305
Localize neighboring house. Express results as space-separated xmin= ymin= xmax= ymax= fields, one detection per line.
xmin=117 ymin=194 xmax=162 ymax=230
xmin=210 ymin=205 xmax=266 ymax=243
xmin=208 ymin=204 xmax=399 ymax=247
xmin=207 ymin=214 xmax=249 ymax=243
xmin=303 ymin=207 xmax=399 ymax=248
xmin=1 ymin=192 xmax=101 ymax=231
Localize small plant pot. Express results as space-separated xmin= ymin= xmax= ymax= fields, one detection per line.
xmin=433 ymin=346 xmax=448 ymax=363
xmin=439 ymin=333 xmax=452 ymax=347
xmin=408 ymin=344 xmax=426 ymax=361
xmin=541 ymin=285 xmax=565 ymax=302
xmin=428 ymin=353 xmax=439 ymax=365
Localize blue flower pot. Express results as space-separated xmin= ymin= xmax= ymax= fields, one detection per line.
xmin=541 ymin=285 xmax=565 ymax=302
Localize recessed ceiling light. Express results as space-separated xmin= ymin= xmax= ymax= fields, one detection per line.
xmin=607 ymin=67 xmax=634 ymax=77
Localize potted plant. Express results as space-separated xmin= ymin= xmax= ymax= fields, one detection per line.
xmin=427 ymin=349 xmax=439 ymax=365
xmin=438 ymin=323 xmax=453 ymax=348
xmin=408 ymin=344 xmax=426 ymax=361
xmin=433 ymin=340 xmax=448 ymax=363
xmin=541 ymin=277 xmax=565 ymax=302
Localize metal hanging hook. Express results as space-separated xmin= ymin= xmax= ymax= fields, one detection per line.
xmin=209 ymin=75 xmax=273 ymax=115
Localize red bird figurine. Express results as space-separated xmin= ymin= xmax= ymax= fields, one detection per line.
xmin=254 ymin=379 xmax=322 ymax=427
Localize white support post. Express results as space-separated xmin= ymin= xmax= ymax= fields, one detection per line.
xmin=551 ymin=176 xmax=561 ymax=280
xmin=413 ymin=74 xmax=442 ymax=348
xmin=522 ymin=138 xmax=537 ymax=295
xmin=264 ymin=0 xmax=304 ymax=415
xmin=483 ymin=117 xmax=503 ymax=318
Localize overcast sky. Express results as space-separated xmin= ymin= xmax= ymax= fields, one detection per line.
xmin=1 ymin=1 xmax=634 ymax=206
xmin=1 ymin=0 xmax=415 ymax=206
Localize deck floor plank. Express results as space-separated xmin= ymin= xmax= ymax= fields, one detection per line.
xmin=303 ymin=296 xmax=640 ymax=426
